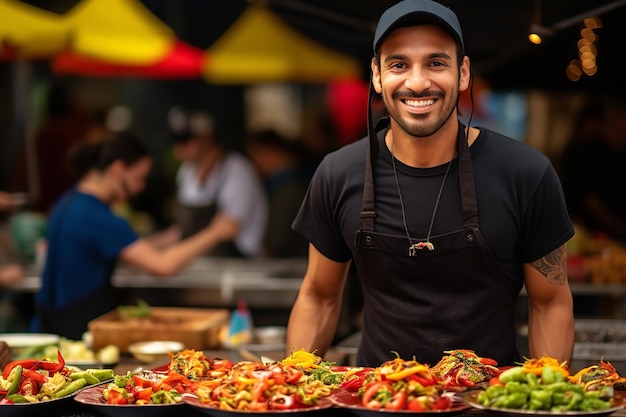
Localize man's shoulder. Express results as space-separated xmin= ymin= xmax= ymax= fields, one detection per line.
xmin=477 ymin=128 xmax=549 ymax=169
xmin=320 ymin=137 xmax=368 ymax=169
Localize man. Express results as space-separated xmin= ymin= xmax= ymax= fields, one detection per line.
xmin=286 ymin=0 xmax=574 ymax=367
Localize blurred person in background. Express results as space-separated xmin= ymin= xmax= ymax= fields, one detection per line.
xmin=152 ymin=109 xmax=267 ymax=258
xmin=11 ymin=81 xmax=91 ymax=214
xmin=35 ymin=131 xmax=246 ymax=340
xmin=246 ymin=130 xmax=310 ymax=258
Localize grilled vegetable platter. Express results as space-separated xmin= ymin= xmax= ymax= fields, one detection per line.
xmin=6 ymin=346 xmax=626 ymax=415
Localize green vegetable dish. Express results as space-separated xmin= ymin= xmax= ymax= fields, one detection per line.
xmin=463 ymin=365 xmax=625 ymax=414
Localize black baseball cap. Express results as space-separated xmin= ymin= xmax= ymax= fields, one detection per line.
xmin=373 ymin=0 xmax=464 ymax=54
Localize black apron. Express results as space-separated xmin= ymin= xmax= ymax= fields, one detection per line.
xmin=177 ymin=203 xmax=243 ymax=258
xmin=354 ymin=123 xmax=522 ymax=367
xmin=37 ymin=191 xmax=118 ymax=340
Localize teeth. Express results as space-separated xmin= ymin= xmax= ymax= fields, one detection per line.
xmin=404 ymin=99 xmax=435 ymax=107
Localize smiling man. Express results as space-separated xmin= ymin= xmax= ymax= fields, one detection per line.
xmin=285 ymin=0 xmax=575 ymax=367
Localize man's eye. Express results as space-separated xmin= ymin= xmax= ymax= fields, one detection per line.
xmin=390 ymin=62 xmax=406 ymax=69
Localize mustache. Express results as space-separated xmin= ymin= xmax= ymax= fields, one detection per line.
xmin=392 ymin=90 xmax=444 ymax=100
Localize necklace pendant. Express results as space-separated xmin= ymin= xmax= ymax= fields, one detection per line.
xmin=417 ymin=241 xmax=435 ymax=251
xmin=409 ymin=241 xmax=434 ymax=255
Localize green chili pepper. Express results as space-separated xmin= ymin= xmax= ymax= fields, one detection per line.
xmin=70 ymin=371 xmax=100 ymax=385
xmin=85 ymin=368 xmax=115 ymax=382
xmin=565 ymin=391 xmax=584 ymax=410
xmin=6 ymin=394 xmax=29 ymax=403
xmin=485 ymin=385 xmax=506 ymax=400
xmin=541 ymin=367 xmax=555 ymax=384
xmin=579 ymin=398 xmax=611 ymax=411
xmin=543 ymin=382 xmax=569 ymax=393
xmin=7 ymin=365 xmax=22 ymax=396
xmin=499 ymin=367 xmax=526 ymax=383
xmin=51 ymin=378 xmax=87 ymax=398
xmin=529 ymin=389 xmax=552 ymax=410
xmin=525 ymin=372 xmax=539 ymax=389
xmin=493 ymin=392 xmax=526 ymax=409
xmin=505 ymin=381 xmax=530 ymax=396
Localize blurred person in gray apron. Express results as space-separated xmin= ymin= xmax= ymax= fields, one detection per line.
xmin=286 ymin=0 xmax=574 ymax=367
xmin=153 ymin=109 xmax=267 ymax=258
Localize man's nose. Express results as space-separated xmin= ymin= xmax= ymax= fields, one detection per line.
xmin=405 ymin=67 xmax=431 ymax=91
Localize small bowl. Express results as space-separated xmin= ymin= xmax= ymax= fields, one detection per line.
xmin=127 ymin=340 xmax=185 ymax=364
xmin=254 ymin=326 xmax=286 ymax=345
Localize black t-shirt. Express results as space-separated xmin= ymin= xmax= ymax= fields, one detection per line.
xmin=293 ymin=126 xmax=574 ymax=283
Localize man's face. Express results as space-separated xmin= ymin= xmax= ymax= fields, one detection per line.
xmin=372 ymin=24 xmax=470 ymax=138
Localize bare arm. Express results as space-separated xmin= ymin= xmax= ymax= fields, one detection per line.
xmin=286 ymin=244 xmax=351 ymax=358
xmin=525 ymin=244 xmax=574 ymax=364
xmin=119 ymin=212 xmax=239 ymax=276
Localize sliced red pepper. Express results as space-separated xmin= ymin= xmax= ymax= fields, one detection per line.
xmin=18 ymin=378 xmax=39 ymax=396
xmin=362 ymin=381 xmax=392 ymax=407
xmin=132 ymin=375 xmax=154 ymax=389
xmin=0 ymin=398 xmax=14 ymax=404
xmin=407 ymin=397 xmax=425 ymax=411
xmin=159 ymin=373 xmax=190 ymax=389
xmin=2 ymin=360 xmax=37 ymax=379
xmin=107 ymin=390 xmax=129 ymax=405
xmin=480 ymin=357 xmax=498 ymax=366
xmin=385 ymin=391 xmax=407 ymax=410
xmin=283 ymin=368 xmax=303 ymax=385
xmin=408 ymin=373 xmax=436 ymax=386
xmin=211 ymin=358 xmax=234 ymax=371
xmin=431 ymin=396 xmax=451 ymax=410
xmin=489 ymin=376 xmax=504 ymax=386
xmin=39 ymin=351 xmax=65 ymax=374
xmin=136 ymin=387 xmax=153 ymax=402
xmin=22 ymin=369 xmax=47 ymax=384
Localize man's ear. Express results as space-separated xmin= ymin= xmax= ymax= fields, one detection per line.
xmin=459 ymin=56 xmax=471 ymax=92
xmin=371 ymin=58 xmax=382 ymax=94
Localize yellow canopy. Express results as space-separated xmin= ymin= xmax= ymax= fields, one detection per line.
xmin=203 ymin=6 xmax=361 ymax=83
xmin=0 ymin=0 xmax=69 ymax=59
xmin=64 ymin=0 xmax=176 ymax=65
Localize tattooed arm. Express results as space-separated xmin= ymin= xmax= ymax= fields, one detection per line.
xmin=524 ymin=244 xmax=575 ymax=364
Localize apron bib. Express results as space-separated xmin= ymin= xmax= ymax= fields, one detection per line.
xmin=177 ymin=203 xmax=243 ymax=257
xmin=354 ymin=123 xmax=522 ymax=367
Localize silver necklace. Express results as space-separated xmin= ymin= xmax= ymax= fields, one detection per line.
xmin=391 ymin=139 xmax=454 ymax=256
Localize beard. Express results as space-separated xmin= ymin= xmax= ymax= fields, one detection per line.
xmin=384 ymin=86 xmax=460 ymax=138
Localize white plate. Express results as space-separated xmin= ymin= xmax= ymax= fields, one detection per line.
xmin=0 ymin=333 xmax=60 ymax=348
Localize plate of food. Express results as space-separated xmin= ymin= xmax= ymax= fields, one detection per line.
xmin=459 ymin=390 xmax=626 ymax=416
xmin=73 ymin=381 xmax=185 ymax=417
xmin=0 ymin=365 xmax=113 ymax=417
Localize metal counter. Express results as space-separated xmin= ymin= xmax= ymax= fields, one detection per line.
xmin=16 ymin=257 xmax=307 ymax=309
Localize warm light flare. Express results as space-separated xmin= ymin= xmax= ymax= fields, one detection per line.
xmin=528 ymin=33 xmax=543 ymax=45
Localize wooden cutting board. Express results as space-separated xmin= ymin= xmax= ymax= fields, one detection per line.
xmin=88 ymin=307 xmax=229 ymax=353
